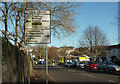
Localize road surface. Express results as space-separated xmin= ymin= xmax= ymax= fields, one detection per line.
xmin=48 ymin=64 xmax=120 ymax=84
xmin=33 ymin=64 xmax=120 ymax=84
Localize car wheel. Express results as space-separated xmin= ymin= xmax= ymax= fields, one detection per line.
xmin=106 ymin=68 xmax=110 ymax=72
xmin=113 ymin=68 xmax=116 ymax=72
xmin=97 ymin=68 xmax=100 ymax=72
xmin=84 ymin=66 xmax=86 ymax=69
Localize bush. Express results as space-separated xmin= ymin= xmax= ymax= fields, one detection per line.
xmin=34 ymin=57 xmax=38 ymax=62
xmin=2 ymin=56 xmax=4 ymax=65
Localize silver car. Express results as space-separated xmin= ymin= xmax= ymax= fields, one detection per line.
xmin=76 ymin=61 xmax=85 ymax=69
xmin=97 ymin=62 xmax=120 ymax=72
xmin=65 ymin=62 xmax=72 ymax=67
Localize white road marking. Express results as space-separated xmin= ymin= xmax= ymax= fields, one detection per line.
xmin=72 ymin=71 xmax=75 ymax=72
xmin=80 ymin=73 xmax=96 ymax=78
xmin=108 ymin=80 xmax=116 ymax=82
xmin=65 ymin=69 xmax=96 ymax=78
xmin=86 ymin=74 xmax=96 ymax=78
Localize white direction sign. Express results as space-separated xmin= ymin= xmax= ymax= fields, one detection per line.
xmin=25 ymin=10 xmax=51 ymax=44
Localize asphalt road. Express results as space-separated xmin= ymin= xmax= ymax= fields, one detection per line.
xmin=33 ymin=64 xmax=120 ymax=84
xmin=48 ymin=65 xmax=120 ymax=84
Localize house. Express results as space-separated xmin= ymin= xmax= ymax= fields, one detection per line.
xmin=65 ymin=48 xmax=76 ymax=56
xmin=93 ymin=44 xmax=120 ymax=63
xmin=105 ymin=44 xmax=120 ymax=62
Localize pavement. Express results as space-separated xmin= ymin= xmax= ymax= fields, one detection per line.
xmin=30 ymin=64 xmax=54 ymax=84
xmin=30 ymin=70 xmax=45 ymax=82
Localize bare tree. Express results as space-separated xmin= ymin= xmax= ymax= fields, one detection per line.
xmin=0 ymin=2 xmax=17 ymax=39
xmin=0 ymin=2 xmax=27 ymax=46
xmin=32 ymin=44 xmax=46 ymax=59
xmin=48 ymin=47 xmax=59 ymax=60
xmin=79 ymin=25 xmax=108 ymax=62
xmin=0 ymin=2 xmax=80 ymax=47
xmin=59 ymin=47 xmax=68 ymax=56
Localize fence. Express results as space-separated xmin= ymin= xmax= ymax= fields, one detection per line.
xmin=2 ymin=38 xmax=28 ymax=83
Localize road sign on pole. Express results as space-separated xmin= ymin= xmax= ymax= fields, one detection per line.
xmin=25 ymin=9 xmax=51 ymax=84
xmin=25 ymin=10 xmax=51 ymax=44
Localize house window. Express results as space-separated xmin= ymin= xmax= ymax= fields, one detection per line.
xmin=113 ymin=49 xmax=115 ymax=53
xmin=107 ymin=50 xmax=110 ymax=54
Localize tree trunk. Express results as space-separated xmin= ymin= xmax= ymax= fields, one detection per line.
xmin=5 ymin=2 xmax=8 ymax=39
xmin=15 ymin=11 xmax=19 ymax=46
xmin=94 ymin=55 xmax=97 ymax=62
xmin=19 ymin=34 xmax=25 ymax=48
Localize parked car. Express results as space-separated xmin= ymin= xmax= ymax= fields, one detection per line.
xmin=97 ymin=61 xmax=120 ymax=72
xmin=38 ymin=59 xmax=45 ymax=64
xmin=65 ymin=62 xmax=72 ymax=67
xmin=34 ymin=61 xmax=38 ymax=65
xmin=76 ymin=61 xmax=80 ymax=68
xmin=57 ymin=62 xmax=63 ymax=65
xmin=80 ymin=61 xmax=85 ymax=69
xmin=70 ymin=61 xmax=77 ymax=68
xmin=76 ymin=61 xmax=85 ymax=69
xmin=84 ymin=61 xmax=97 ymax=70
xmin=84 ymin=61 xmax=89 ymax=69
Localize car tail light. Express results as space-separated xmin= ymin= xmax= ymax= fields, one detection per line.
xmin=90 ymin=66 xmax=93 ymax=68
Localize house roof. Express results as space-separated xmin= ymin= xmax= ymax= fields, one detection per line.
xmin=108 ymin=44 xmax=120 ymax=49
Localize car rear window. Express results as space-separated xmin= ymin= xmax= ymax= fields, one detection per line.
xmin=90 ymin=62 xmax=96 ymax=64
xmin=80 ymin=62 xmax=85 ymax=64
xmin=109 ymin=63 xmax=115 ymax=65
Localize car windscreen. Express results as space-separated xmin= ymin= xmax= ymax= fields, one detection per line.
xmin=85 ymin=62 xmax=88 ymax=64
xmin=67 ymin=62 xmax=72 ymax=64
xmin=109 ymin=63 xmax=115 ymax=65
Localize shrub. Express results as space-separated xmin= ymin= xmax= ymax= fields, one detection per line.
xmin=2 ymin=56 xmax=4 ymax=65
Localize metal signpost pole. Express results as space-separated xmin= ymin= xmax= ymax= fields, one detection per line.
xmin=0 ymin=35 xmax=2 ymax=84
xmin=26 ymin=44 xmax=30 ymax=84
xmin=24 ymin=10 xmax=30 ymax=84
xmin=46 ymin=44 xmax=48 ymax=84
xmin=28 ymin=45 xmax=30 ymax=84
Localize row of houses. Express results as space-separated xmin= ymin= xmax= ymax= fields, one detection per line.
xmin=23 ymin=44 xmax=120 ymax=63
xmin=60 ymin=44 xmax=120 ymax=63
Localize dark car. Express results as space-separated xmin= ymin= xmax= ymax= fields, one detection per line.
xmin=70 ymin=61 xmax=78 ymax=68
xmin=77 ymin=61 xmax=85 ymax=69
xmin=97 ymin=61 xmax=120 ymax=72
xmin=57 ymin=62 xmax=63 ymax=65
